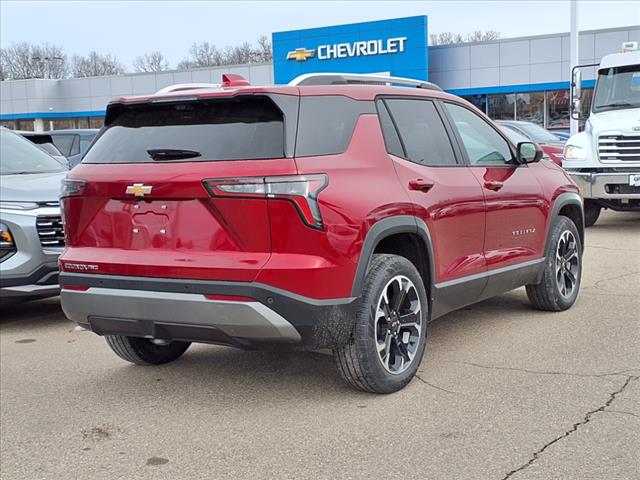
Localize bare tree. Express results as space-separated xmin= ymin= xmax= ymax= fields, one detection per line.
xmin=255 ymin=35 xmax=272 ymax=63
xmin=466 ymin=30 xmax=500 ymax=43
xmin=177 ymin=42 xmax=223 ymax=69
xmin=0 ymin=42 xmax=68 ymax=79
xmin=72 ymin=51 xmax=125 ymax=77
xmin=429 ymin=30 xmax=500 ymax=46
xmin=177 ymin=36 xmax=272 ymax=69
xmin=133 ymin=51 xmax=170 ymax=73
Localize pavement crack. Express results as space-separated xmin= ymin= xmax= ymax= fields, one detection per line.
xmin=454 ymin=361 xmax=637 ymax=379
xmin=500 ymin=375 xmax=638 ymax=480
xmin=414 ymin=374 xmax=458 ymax=395
xmin=593 ymin=270 xmax=640 ymax=290
xmin=602 ymin=410 xmax=640 ymax=420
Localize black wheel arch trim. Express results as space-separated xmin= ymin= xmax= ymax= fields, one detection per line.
xmin=547 ymin=192 xmax=584 ymax=252
xmin=350 ymin=215 xmax=435 ymax=298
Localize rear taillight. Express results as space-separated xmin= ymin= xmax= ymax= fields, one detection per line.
xmin=204 ymin=174 xmax=328 ymax=230
xmin=60 ymin=179 xmax=87 ymax=198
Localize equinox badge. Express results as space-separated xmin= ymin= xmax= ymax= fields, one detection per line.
xmin=126 ymin=183 xmax=153 ymax=197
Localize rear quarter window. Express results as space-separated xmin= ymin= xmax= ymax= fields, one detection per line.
xmin=83 ymin=96 xmax=286 ymax=163
xmin=295 ymin=96 xmax=375 ymax=157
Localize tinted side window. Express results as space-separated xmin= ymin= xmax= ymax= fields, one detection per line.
xmin=376 ymin=100 xmax=404 ymax=158
xmin=384 ymin=99 xmax=457 ymax=166
xmin=80 ymin=139 xmax=92 ymax=155
xmin=69 ymin=135 xmax=81 ymax=156
xmin=51 ymin=135 xmax=75 ymax=156
xmin=444 ymin=102 xmax=513 ymax=166
xmin=295 ymin=96 xmax=375 ymax=157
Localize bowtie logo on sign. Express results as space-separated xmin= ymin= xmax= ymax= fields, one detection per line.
xmin=286 ymin=48 xmax=315 ymax=61
xmin=287 ymin=37 xmax=407 ymax=61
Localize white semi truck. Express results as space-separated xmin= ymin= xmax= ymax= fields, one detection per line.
xmin=563 ymin=42 xmax=640 ymax=226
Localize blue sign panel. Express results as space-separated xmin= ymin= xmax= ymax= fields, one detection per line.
xmin=273 ymin=16 xmax=428 ymax=84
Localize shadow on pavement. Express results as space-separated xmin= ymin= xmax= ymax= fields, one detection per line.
xmin=0 ymin=296 xmax=67 ymax=330
xmin=587 ymin=211 xmax=640 ymax=232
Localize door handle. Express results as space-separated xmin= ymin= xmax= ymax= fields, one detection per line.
xmin=409 ymin=178 xmax=434 ymax=192
xmin=484 ymin=180 xmax=504 ymax=191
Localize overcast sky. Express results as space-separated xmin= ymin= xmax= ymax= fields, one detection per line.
xmin=1 ymin=1 xmax=638 ymax=68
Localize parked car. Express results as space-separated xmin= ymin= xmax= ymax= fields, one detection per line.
xmin=0 ymin=128 xmax=67 ymax=302
xmin=552 ymin=130 xmax=571 ymax=141
xmin=496 ymin=120 xmax=565 ymax=166
xmin=48 ymin=129 xmax=98 ymax=168
xmin=16 ymin=131 xmax=69 ymax=168
xmin=59 ymin=73 xmax=584 ymax=393
xmin=497 ymin=125 xmax=552 ymax=163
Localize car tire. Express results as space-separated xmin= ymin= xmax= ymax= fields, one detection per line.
xmin=584 ymin=200 xmax=601 ymax=227
xmin=334 ymin=254 xmax=428 ymax=394
xmin=105 ymin=335 xmax=191 ymax=365
xmin=526 ymin=216 xmax=582 ymax=311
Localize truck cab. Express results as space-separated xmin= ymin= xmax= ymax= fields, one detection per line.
xmin=563 ymin=42 xmax=640 ymax=226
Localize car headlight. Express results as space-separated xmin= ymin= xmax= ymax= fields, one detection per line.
xmin=0 ymin=201 xmax=39 ymax=210
xmin=563 ymin=145 xmax=587 ymax=161
xmin=0 ymin=223 xmax=17 ymax=261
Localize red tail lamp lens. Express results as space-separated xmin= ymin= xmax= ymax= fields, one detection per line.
xmin=204 ymin=174 xmax=328 ymax=229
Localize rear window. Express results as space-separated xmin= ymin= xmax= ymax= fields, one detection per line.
xmin=295 ymin=96 xmax=375 ymax=157
xmin=84 ymin=96 xmax=285 ymax=163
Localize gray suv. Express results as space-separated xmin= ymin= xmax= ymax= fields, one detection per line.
xmin=1 ymin=128 xmax=67 ymax=301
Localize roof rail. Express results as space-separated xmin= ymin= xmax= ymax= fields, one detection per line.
xmin=288 ymin=73 xmax=443 ymax=91
xmin=154 ymin=83 xmax=221 ymax=95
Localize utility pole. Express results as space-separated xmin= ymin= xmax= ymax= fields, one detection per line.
xmin=570 ymin=0 xmax=579 ymax=135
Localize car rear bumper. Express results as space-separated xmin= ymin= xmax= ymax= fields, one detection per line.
xmin=1 ymin=283 xmax=60 ymax=299
xmin=567 ymin=171 xmax=640 ymax=200
xmin=59 ymin=273 xmax=356 ymax=349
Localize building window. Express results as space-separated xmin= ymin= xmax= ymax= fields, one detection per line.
xmin=461 ymin=94 xmax=487 ymax=114
xmin=46 ymin=117 xmax=96 ymax=131
xmin=516 ymin=92 xmax=545 ymax=126
xmin=0 ymin=121 xmax=18 ymax=130
xmin=89 ymin=117 xmax=105 ymax=129
xmin=546 ymin=90 xmax=570 ymax=130
xmin=487 ymin=94 xmax=515 ymax=120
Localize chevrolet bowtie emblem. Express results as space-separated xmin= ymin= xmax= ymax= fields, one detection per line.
xmin=287 ymin=48 xmax=315 ymax=61
xmin=125 ymin=183 xmax=153 ymax=197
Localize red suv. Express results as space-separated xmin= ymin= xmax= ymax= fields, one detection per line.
xmin=60 ymin=73 xmax=584 ymax=393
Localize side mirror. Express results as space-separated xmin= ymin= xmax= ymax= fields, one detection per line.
xmin=571 ymin=66 xmax=583 ymax=120
xmin=516 ymin=142 xmax=542 ymax=164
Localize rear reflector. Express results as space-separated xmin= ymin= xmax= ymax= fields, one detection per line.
xmin=203 ymin=174 xmax=328 ymax=230
xmin=62 ymin=285 xmax=90 ymax=291
xmin=204 ymin=294 xmax=254 ymax=302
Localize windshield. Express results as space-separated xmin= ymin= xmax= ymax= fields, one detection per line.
xmin=592 ymin=64 xmax=640 ymax=113
xmin=0 ymin=130 xmax=67 ymax=175
xmin=514 ymin=122 xmax=559 ymax=143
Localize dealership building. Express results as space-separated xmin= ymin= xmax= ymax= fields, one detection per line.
xmin=1 ymin=16 xmax=638 ymax=132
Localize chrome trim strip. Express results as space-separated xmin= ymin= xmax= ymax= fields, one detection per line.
xmin=434 ymin=258 xmax=546 ymax=289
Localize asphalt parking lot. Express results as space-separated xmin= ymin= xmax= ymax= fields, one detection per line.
xmin=1 ymin=210 xmax=638 ymax=480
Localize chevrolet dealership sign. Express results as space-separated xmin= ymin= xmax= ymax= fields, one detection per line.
xmin=273 ymin=16 xmax=428 ymax=84
xmin=287 ymin=37 xmax=408 ymax=61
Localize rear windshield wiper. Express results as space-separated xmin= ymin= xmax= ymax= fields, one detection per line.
xmin=146 ymin=148 xmax=202 ymax=161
